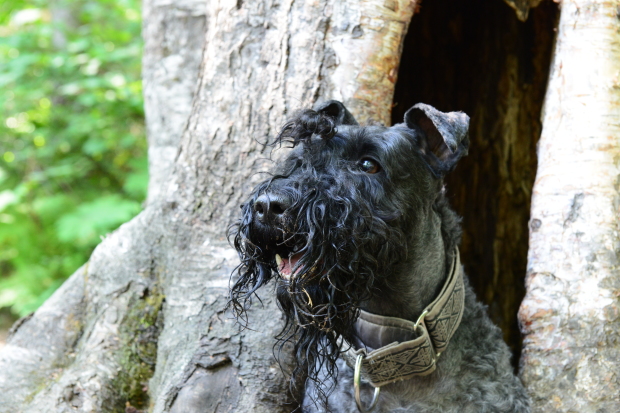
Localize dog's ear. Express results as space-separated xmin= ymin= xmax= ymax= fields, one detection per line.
xmin=314 ymin=100 xmax=359 ymax=126
xmin=404 ymin=103 xmax=469 ymax=176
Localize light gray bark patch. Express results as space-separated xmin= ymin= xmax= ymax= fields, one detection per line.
xmin=197 ymin=354 xmax=232 ymax=370
xmin=169 ymin=366 xmax=241 ymax=413
xmin=603 ymin=304 xmax=619 ymax=322
xmin=142 ymin=0 xmax=207 ymax=206
xmin=6 ymin=312 xmax=34 ymax=337
xmin=0 ymin=267 xmax=87 ymax=412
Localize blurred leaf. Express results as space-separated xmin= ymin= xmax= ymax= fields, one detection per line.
xmin=56 ymin=194 xmax=140 ymax=247
xmin=123 ymin=166 xmax=148 ymax=199
xmin=0 ymin=190 xmax=18 ymax=211
xmin=32 ymin=194 xmax=73 ymax=223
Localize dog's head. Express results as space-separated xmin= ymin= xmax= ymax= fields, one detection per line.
xmin=228 ymin=100 xmax=469 ymax=399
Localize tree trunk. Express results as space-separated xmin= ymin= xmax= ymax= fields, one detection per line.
xmin=518 ymin=1 xmax=620 ymax=412
xmin=0 ymin=0 xmax=417 ymax=411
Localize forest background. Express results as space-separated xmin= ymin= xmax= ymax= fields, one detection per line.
xmin=0 ymin=0 xmax=146 ymax=334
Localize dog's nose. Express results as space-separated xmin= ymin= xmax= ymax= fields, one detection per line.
xmin=254 ymin=193 xmax=290 ymax=223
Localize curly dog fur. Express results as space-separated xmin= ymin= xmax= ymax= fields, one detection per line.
xmin=229 ymin=100 xmax=530 ymax=412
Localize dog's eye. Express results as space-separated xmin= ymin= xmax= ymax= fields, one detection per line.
xmin=359 ymin=158 xmax=380 ymax=174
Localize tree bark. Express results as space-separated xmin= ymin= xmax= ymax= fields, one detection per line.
xmin=0 ymin=0 xmax=417 ymax=411
xmin=519 ymin=1 xmax=620 ymax=412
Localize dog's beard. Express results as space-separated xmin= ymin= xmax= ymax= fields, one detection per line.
xmin=228 ymin=179 xmax=405 ymax=407
xmin=274 ymin=271 xmax=363 ymax=404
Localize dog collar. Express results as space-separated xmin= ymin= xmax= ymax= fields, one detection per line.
xmin=342 ymin=249 xmax=465 ymax=388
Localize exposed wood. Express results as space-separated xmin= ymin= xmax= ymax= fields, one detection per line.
xmin=519 ymin=1 xmax=620 ymax=411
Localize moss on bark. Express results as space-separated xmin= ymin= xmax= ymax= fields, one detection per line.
xmin=112 ymin=287 xmax=164 ymax=412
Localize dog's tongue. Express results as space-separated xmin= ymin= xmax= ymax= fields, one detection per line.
xmin=275 ymin=253 xmax=302 ymax=279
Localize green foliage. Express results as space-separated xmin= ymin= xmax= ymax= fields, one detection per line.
xmin=0 ymin=0 xmax=146 ymax=317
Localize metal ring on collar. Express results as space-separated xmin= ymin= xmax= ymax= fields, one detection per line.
xmin=354 ymin=354 xmax=381 ymax=412
xmin=414 ymin=309 xmax=429 ymax=332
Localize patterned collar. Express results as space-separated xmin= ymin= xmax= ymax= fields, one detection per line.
xmin=342 ymin=249 xmax=465 ymax=388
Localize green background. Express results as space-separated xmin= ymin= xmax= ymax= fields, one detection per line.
xmin=0 ymin=0 xmax=146 ymax=319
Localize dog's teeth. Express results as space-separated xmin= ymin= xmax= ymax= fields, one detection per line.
xmin=275 ymin=254 xmax=283 ymax=267
xmin=275 ymin=254 xmax=291 ymax=279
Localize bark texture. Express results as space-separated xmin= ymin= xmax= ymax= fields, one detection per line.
xmin=142 ymin=0 xmax=207 ymax=206
xmin=519 ymin=1 xmax=620 ymax=411
xmin=0 ymin=0 xmax=417 ymax=411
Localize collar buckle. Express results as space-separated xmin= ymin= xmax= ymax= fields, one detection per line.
xmin=354 ymin=354 xmax=381 ymax=412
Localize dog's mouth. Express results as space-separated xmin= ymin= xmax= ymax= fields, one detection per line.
xmin=275 ymin=252 xmax=303 ymax=280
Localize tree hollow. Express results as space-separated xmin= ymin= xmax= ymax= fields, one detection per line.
xmin=392 ymin=0 xmax=559 ymax=363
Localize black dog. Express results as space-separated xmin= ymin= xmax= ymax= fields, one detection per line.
xmin=229 ymin=101 xmax=530 ymax=412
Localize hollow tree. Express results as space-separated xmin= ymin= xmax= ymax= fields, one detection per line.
xmin=0 ymin=0 xmax=618 ymax=412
